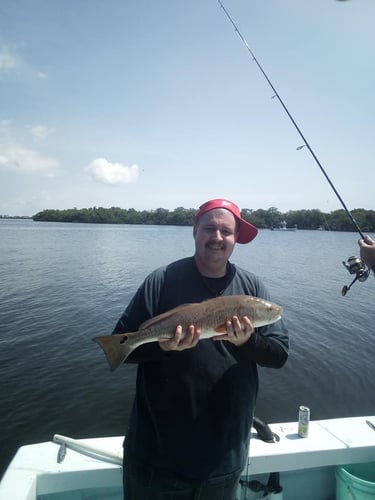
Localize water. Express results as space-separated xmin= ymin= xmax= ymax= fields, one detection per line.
xmin=1 ymin=219 xmax=374 ymax=477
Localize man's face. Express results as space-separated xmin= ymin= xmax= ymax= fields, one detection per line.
xmin=193 ymin=209 xmax=238 ymax=270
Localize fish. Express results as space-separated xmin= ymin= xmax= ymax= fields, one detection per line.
xmin=93 ymin=295 xmax=283 ymax=371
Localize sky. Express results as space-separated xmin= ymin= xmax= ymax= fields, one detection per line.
xmin=0 ymin=0 xmax=374 ymax=216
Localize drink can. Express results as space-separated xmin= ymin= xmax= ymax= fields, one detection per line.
xmin=298 ymin=405 xmax=310 ymax=438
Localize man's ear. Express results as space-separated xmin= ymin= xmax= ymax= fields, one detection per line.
xmin=235 ymin=220 xmax=240 ymax=242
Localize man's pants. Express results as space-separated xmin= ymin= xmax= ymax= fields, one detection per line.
xmin=123 ymin=455 xmax=241 ymax=500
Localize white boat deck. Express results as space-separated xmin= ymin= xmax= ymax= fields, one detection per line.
xmin=249 ymin=415 xmax=375 ymax=474
xmin=1 ymin=415 xmax=375 ymax=499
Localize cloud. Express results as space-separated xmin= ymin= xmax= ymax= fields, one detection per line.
xmin=0 ymin=44 xmax=46 ymax=80
xmin=0 ymin=144 xmax=59 ymax=176
xmin=0 ymin=121 xmax=58 ymax=176
xmin=85 ymin=158 xmax=139 ymax=185
xmin=0 ymin=46 xmax=17 ymax=71
xmin=0 ymin=119 xmax=12 ymax=132
xmin=29 ymin=125 xmax=53 ymax=140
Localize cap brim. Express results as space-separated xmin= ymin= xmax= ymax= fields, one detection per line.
xmin=236 ymin=219 xmax=258 ymax=244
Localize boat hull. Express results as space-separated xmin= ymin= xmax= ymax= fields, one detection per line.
xmin=1 ymin=416 xmax=375 ymax=500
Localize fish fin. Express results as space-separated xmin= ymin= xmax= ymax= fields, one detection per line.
xmin=139 ymin=303 xmax=199 ymax=329
xmin=93 ymin=334 xmax=135 ymax=371
xmin=214 ymin=324 xmax=227 ymax=333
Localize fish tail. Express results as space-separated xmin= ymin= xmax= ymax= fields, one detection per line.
xmin=93 ymin=334 xmax=135 ymax=371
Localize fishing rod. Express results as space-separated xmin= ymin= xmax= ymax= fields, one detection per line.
xmin=217 ymin=0 xmax=370 ymax=295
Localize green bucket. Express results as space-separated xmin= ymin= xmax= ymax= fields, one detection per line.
xmin=336 ymin=462 xmax=375 ymax=500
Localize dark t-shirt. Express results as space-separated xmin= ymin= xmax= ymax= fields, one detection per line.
xmin=113 ymin=257 xmax=289 ymax=480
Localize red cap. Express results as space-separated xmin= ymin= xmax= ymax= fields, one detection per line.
xmin=194 ymin=198 xmax=258 ymax=244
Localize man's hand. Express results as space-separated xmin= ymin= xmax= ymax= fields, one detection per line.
xmin=359 ymin=235 xmax=375 ymax=269
xmin=159 ymin=325 xmax=201 ymax=352
xmin=214 ymin=315 xmax=254 ymax=347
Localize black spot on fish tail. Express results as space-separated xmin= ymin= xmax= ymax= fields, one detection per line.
xmin=93 ymin=334 xmax=135 ymax=371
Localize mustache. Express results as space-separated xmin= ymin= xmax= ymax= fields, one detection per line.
xmin=206 ymin=242 xmax=225 ymax=249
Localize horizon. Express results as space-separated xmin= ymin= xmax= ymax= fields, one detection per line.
xmin=2 ymin=204 xmax=375 ymax=220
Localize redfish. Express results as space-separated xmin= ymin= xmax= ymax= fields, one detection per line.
xmin=93 ymin=295 xmax=282 ymax=371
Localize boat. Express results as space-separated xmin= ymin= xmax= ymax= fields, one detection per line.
xmin=1 ymin=415 xmax=375 ymax=500
xmin=270 ymin=221 xmax=298 ymax=231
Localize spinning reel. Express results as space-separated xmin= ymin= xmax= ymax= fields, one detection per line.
xmin=341 ymin=255 xmax=370 ymax=296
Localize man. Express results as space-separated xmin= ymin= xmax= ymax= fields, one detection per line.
xmin=113 ymin=198 xmax=289 ymax=500
xmin=359 ymin=235 xmax=375 ymax=275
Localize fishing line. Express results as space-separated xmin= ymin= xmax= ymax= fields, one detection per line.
xmin=217 ymin=0 xmax=364 ymax=240
xmin=217 ymin=0 xmax=370 ymax=294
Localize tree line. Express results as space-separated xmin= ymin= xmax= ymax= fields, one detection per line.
xmin=32 ymin=206 xmax=375 ymax=232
